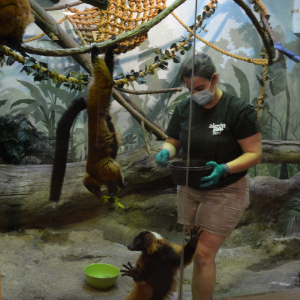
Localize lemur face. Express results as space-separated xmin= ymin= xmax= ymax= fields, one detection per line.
xmin=127 ymin=231 xmax=164 ymax=251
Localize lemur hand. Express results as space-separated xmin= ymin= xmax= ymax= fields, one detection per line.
xmin=200 ymin=161 xmax=224 ymax=188
xmin=155 ymin=149 xmax=170 ymax=167
xmin=185 ymin=226 xmax=203 ymax=248
xmin=121 ymin=262 xmax=143 ymax=280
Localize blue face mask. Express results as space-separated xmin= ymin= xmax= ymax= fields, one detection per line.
xmin=192 ymin=76 xmax=215 ymax=106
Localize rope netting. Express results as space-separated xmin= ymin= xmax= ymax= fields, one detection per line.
xmin=65 ymin=0 xmax=167 ymax=53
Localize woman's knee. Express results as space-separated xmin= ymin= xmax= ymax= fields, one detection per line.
xmin=193 ymin=248 xmax=216 ymax=268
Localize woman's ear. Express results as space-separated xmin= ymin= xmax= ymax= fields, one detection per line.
xmin=212 ymin=73 xmax=218 ymax=85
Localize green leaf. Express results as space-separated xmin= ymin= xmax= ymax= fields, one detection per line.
xmin=32 ymin=107 xmax=45 ymax=124
xmin=37 ymin=84 xmax=69 ymax=104
xmin=6 ymin=56 xmax=15 ymax=66
xmin=231 ymin=64 xmax=250 ymax=102
xmin=48 ymin=104 xmax=66 ymax=115
xmin=0 ymin=99 xmax=7 ymax=108
xmin=10 ymin=99 xmax=36 ymax=109
xmin=74 ymin=128 xmax=85 ymax=135
xmin=168 ymin=92 xmax=190 ymax=112
xmin=16 ymin=80 xmax=49 ymax=114
xmin=173 ymin=56 xmax=181 ymax=63
xmin=170 ymin=43 xmax=177 ymax=49
xmin=218 ymin=83 xmax=238 ymax=97
xmin=10 ymin=102 xmax=38 ymax=115
xmin=268 ymin=69 xmax=287 ymax=97
xmin=39 ymin=61 xmax=48 ymax=69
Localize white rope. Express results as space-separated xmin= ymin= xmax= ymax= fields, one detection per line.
xmin=177 ymin=0 xmax=198 ymax=298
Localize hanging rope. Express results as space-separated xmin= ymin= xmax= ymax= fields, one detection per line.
xmin=177 ymin=0 xmax=199 ymax=299
xmin=171 ymin=12 xmax=268 ymax=66
xmin=0 ymin=45 xmax=84 ymax=85
xmin=256 ymin=0 xmax=268 ymax=16
xmin=256 ymin=55 xmax=269 ymax=120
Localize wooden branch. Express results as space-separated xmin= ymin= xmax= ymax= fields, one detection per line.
xmin=116 ymin=87 xmax=182 ymax=95
xmin=112 ymin=88 xmax=168 ymax=140
xmin=261 ymin=140 xmax=300 ymax=164
xmin=44 ymin=1 xmax=83 ymax=11
xmin=29 ymin=0 xmax=60 ymax=41
xmin=23 ymin=0 xmax=187 ymax=56
xmin=233 ymin=0 xmax=273 ymax=65
xmin=260 ymin=14 xmax=280 ymax=63
xmin=28 ymin=0 xmax=93 ymax=74
xmin=141 ymin=120 xmax=151 ymax=154
xmin=116 ymin=90 xmax=167 ymax=140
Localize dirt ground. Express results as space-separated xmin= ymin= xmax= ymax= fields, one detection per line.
xmin=1 ymin=216 xmax=300 ymax=300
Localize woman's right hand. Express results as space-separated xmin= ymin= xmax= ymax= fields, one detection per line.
xmin=155 ymin=149 xmax=170 ymax=167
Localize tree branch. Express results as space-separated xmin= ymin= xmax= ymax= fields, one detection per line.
xmin=116 ymin=87 xmax=182 ymax=95
xmin=233 ymin=0 xmax=273 ymax=65
xmin=141 ymin=120 xmax=151 ymax=154
xmin=115 ymin=90 xmax=167 ymax=140
xmin=44 ymin=1 xmax=83 ymax=11
xmin=260 ymin=14 xmax=280 ymax=63
xmin=29 ymin=0 xmax=60 ymax=41
xmin=112 ymin=89 xmax=167 ymax=141
xmin=28 ymin=0 xmax=93 ymax=74
xmin=23 ymin=0 xmax=187 ymax=57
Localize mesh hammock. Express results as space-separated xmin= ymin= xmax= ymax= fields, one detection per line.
xmin=66 ymin=0 xmax=167 ymax=53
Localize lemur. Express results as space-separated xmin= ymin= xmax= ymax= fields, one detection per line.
xmin=121 ymin=227 xmax=203 ymax=300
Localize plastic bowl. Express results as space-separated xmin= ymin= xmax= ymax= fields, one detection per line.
xmin=169 ymin=160 xmax=213 ymax=187
xmin=84 ymin=263 xmax=120 ymax=289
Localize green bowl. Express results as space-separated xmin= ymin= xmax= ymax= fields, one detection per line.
xmin=84 ymin=263 xmax=120 ymax=289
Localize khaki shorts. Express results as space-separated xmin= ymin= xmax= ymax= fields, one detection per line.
xmin=177 ymin=175 xmax=250 ymax=237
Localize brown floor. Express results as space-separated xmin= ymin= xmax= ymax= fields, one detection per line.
xmin=219 ymin=288 xmax=300 ymax=300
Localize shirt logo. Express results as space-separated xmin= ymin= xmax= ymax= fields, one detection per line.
xmin=209 ymin=123 xmax=226 ymax=135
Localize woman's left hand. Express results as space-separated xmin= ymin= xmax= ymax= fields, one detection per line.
xmin=200 ymin=161 xmax=225 ymax=188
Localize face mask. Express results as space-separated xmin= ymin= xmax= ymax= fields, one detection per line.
xmin=192 ymin=76 xmax=215 ymax=106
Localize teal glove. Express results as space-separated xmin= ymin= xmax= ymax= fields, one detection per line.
xmin=200 ymin=161 xmax=225 ymax=188
xmin=155 ymin=149 xmax=170 ymax=167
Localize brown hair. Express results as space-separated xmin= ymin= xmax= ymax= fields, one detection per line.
xmin=179 ymin=53 xmax=217 ymax=85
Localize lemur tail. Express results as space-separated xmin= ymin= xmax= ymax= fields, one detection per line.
xmin=49 ymin=97 xmax=87 ymax=202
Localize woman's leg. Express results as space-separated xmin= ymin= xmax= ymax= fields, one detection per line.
xmin=186 ymin=226 xmax=226 ymax=300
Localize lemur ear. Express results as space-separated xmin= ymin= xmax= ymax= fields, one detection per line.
xmin=143 ymin=234 xmax=153 ymax=247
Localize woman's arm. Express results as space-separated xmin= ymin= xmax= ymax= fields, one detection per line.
xmin=163 ymin=137 xmax=181 ymax=159
xmin=226 ymin=132 xmax=262 ymax=174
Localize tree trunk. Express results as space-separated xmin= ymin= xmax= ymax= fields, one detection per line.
xmin=279 ymin=88 xmax=292 ymax=179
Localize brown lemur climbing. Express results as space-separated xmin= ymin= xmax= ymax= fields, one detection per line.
xmin=0 ymin=0 xmax=34 ymax=54
xmin=50 ymin=45 xmax=127 ymax=203
xmin=121 ymin=227 xmax=203 ymax=300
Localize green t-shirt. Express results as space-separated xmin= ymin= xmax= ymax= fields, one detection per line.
xmin=165 ymin=91 xmax=261 ymax=190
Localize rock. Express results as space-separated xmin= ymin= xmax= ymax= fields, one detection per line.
xmin=239 ymin=172 xmax=300 ymax=225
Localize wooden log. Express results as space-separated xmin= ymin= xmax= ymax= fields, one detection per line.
xmin=0 ymin=139 xmax=300 ymax=231
xmin=261 ymin=140 xmax=300 ymax=164
xmin=0 ymin=141 xmax=174 ymax=231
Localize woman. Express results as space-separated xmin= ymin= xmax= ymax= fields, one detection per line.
xmin=155 ymin=53 xmax=262 ymax=300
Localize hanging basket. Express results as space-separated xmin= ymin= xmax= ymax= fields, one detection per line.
xmin=66 ymin=0 xmax=167 ymax=53
xmin=169 ymin=160 xmax=213 ymax=186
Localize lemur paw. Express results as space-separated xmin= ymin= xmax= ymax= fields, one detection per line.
xmin=186 ymin=226 xmax=203 ymax=248
xmin=120 ymin=262 xmax=142 ymax=280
